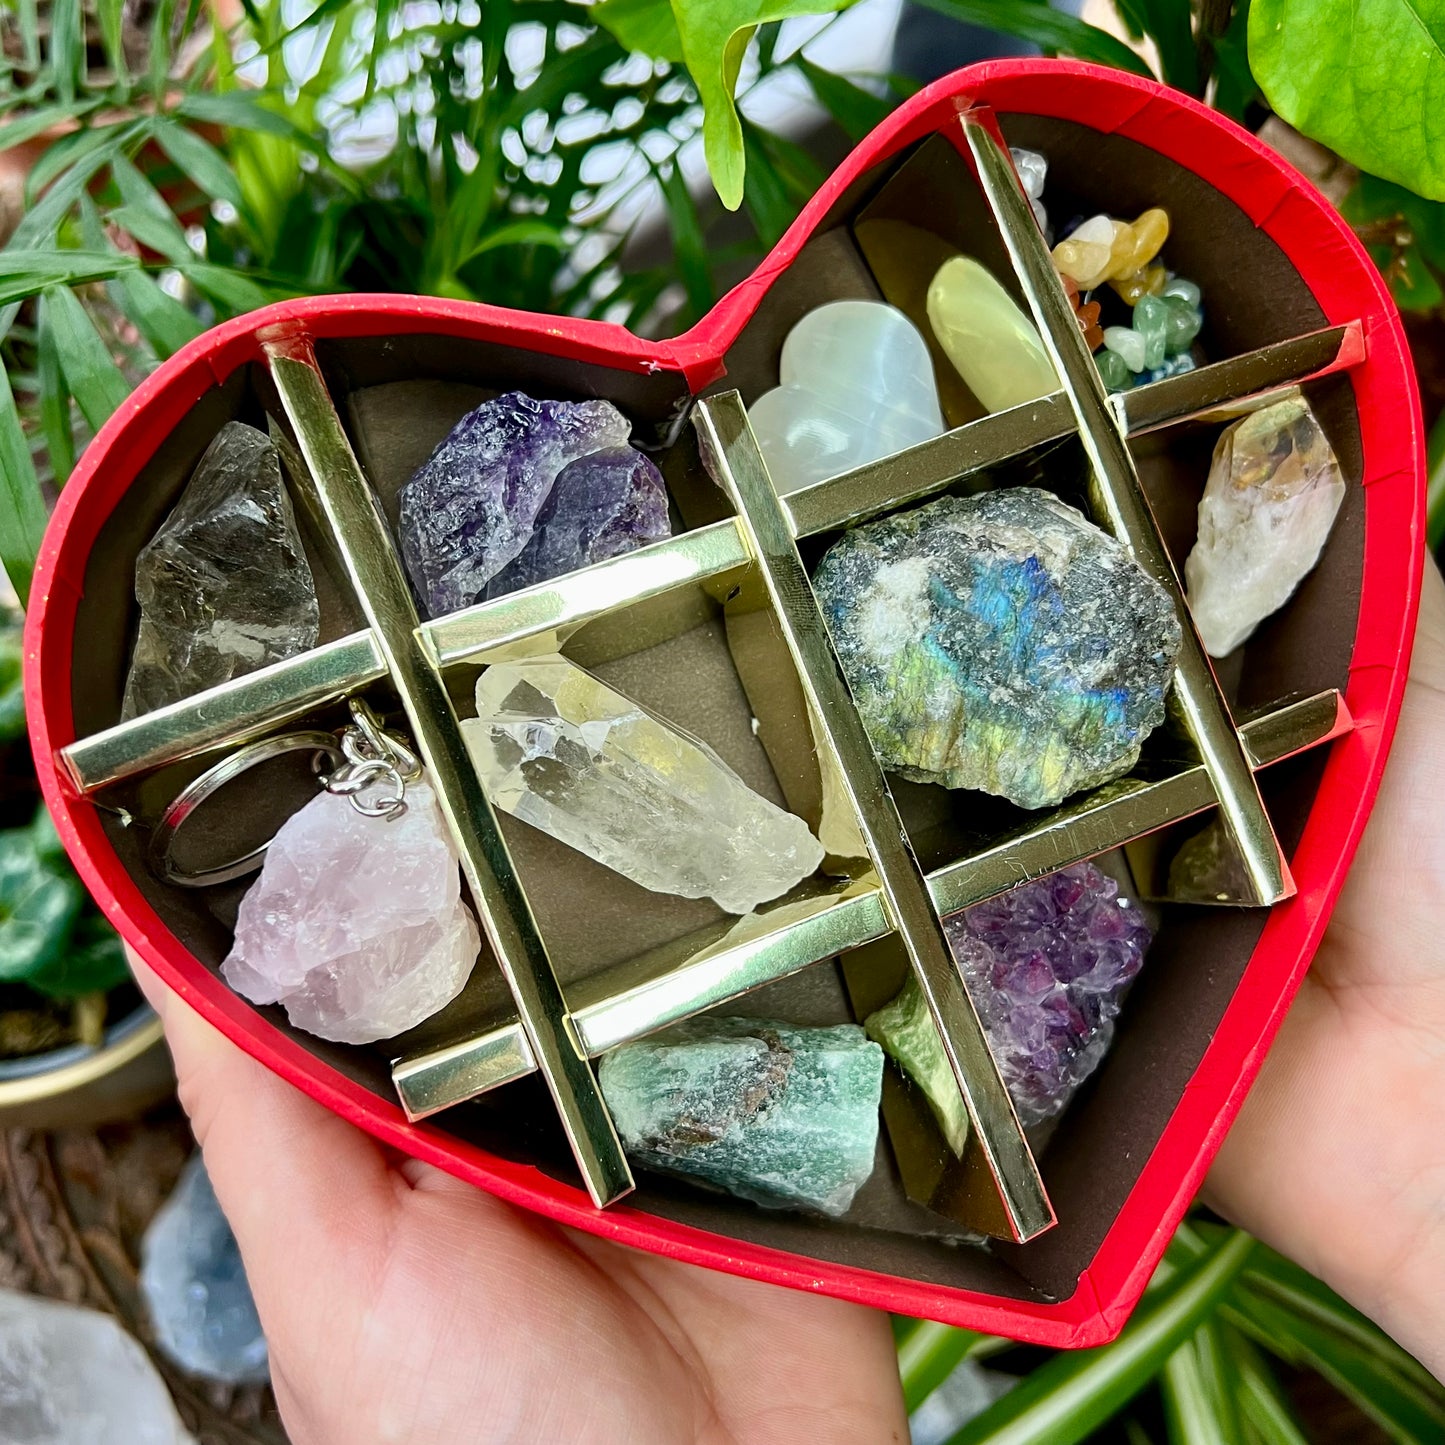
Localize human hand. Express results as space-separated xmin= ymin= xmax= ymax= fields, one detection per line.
xmin=132 ymin=960 xmax=907 ymax=1445
xmin=1206 ymin=560 xmax=1445 ymax=1378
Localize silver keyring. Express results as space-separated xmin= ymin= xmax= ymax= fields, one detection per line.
xmin=149 ymin=732 xmax=346 ymax=888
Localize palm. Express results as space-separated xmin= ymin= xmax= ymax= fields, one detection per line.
xmin=1207 ymin=562 xmax=1445 ymax=1377
xmin=149 ymin=977 xmax=906 ymax=1445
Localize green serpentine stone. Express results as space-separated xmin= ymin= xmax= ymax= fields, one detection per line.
xmin=598 ymin=1018 xmax=883 ymax=1216
xmin=812 ymin=488 xmax=1182 ymax=809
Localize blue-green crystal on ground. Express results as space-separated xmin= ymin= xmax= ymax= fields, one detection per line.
xmin=812 ymin=488 xmax=1182 ymax=809
xmin=598 ymin=1017 xmax=883 ymax=1216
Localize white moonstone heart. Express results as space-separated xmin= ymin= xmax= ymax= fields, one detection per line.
xmin=222 ymin=780 xmax=480 ymax=1044
xmin=748 ymin=300 xmax=944 ymax=494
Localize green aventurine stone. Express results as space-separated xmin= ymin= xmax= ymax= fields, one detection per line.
xmin=1133 ymin=295 xmax=1169 ymax=369
xmin=1095 ymin=348 xmax=1132 ymax=392
xmin=599 ymin=1017 xmax=884 ymax=1216
xmin=864 ymin=976 xmax=969 ymax=1156
xmin=1161 ymin=295 xmax=1203 ymax=356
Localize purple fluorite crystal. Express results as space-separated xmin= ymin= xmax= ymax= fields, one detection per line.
xmin=396 ymin=391 xmax=671 ymax=616
xmin=944 ymin=861 xmax=1151 ymax=1122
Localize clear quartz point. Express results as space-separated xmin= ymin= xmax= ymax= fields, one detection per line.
xmin=462 ymin=656 xmax=824 ymax=914
xmin=1184 ymin=396 xmax=1346 ymax=657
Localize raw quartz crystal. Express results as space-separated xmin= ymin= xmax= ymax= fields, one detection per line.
xmin=122 ymin=421 xmax=319 ymax=720
xmin=0 ymin=1288 xmax=196 ymax=1445
xmin=748 ymin=300 xmax=944 ymax=494
xmin=462 ymin=656 xmax=824 ymax=914
xmin=927 ymin=257 xmax=1058 ymax=414
xmin=222 ymin=779 xmax=480 ymax=1044
xmin=813 ymin=488 xmax=1182 ymax=809
xmin=1184 ymin=396 xmax=1346 ymax=656
xmin=397 ymin=391 xmax=671 ymax=616
xmin=599 ymin=1017 xmax=883 ymax=1215
xmin=140 ymin=1153 xmax=268 ymax=1385
xmin=867 ymin=862 xmax=1151 ymax=1129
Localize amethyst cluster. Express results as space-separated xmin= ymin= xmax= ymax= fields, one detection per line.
xmin=946 ymin=861 xmax=1151 ymax=1122
xmin=397 ymin=391 xmax=672 ymax=617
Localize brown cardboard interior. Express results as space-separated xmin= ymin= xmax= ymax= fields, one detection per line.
xmin=68 ymin=108 xmax=1365 ymax=1310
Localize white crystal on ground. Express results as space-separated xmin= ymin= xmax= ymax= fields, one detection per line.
xmin=222 ymin=780 xmax=480 ymax=1044
xmin=0 ymin=1288 xmax=196 ymax=1445
xmin=463 ymin=656 xmax=824 ymax=914
xmin=141 ymin=1154 xmax=268 ymax=1385
xmin=1184 ymin=396 xmax=1346 ymax=657
xmin=749 ymin=300 xmax=944 ymax=493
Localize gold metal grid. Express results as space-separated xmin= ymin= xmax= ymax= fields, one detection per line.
xmin=58 ymin=114 xmax=1361 ymax=1241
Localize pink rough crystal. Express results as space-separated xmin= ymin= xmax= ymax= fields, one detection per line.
xmin=222 ymin=781 xmax=479 ymax=1044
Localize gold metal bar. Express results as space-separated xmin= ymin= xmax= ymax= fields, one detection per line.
xmin=965 ymin=116 xmax=1292 ymax=908
xmin=60 ymin=630 xmax=388 ymax=793
xmin=392 ymin=1023 xmax=537 ymax=1120
xmin=266 ymin=336 xmax=632 ymax=1208
xmin=59 ymin=326 xmax=1364 ymax=800
xmin=393 ymin=688 xmax=1347 ymax=1121
xmin=420 ymin=521 xmax=750 ymax=668
xmin=1113 ymin=325 xmax=1356 ymax=436
xmin=782 ymin=392 xmax=1075 ymax=537
xmin=695 ymin=389 xmax=1053 ymax=1244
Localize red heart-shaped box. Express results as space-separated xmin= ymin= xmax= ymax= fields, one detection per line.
xmin=26 ymin=59 xmax=1424 ymax=1345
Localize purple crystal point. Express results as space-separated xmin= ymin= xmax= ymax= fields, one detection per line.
xmin=944 ymin=860 xmax=1151 ymax=1122
xmin=486 ymin=446 xmax=671 ymax=598
xmin=397 ymin=391 xmax=670 ymax=616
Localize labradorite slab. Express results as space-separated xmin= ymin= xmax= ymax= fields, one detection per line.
xmin=812 ymin=488 xmax=1182 ymax=809
xmin=598 ymin=1017 xmax=883 ymax=1216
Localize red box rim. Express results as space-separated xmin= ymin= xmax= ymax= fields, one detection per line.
xmin=24 ymin=58 xmax=1424 ymax=1347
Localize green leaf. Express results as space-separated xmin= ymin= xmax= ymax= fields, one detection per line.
xmin=49 ymin=0 xmax=84 ymax=105
xmin=1224 ymin=1331 xmax=1310 ymax=1445
xmin=0 ymin=249 xmax=139 ymax=307
xmin=740 ymin=123 xmax=798 ymax=247
xmin=0 ymin=622 xmax=25 ymax=742
xmin=665 ymin=0 xmax=861 ymax=210
xmin=1249 ymin=0 xmax=1445 ymax=202
xmin=110 ymin=269 xmax=204 ymax=358
xmin=1228 ymin=1265 xmax=1445 ymax=1443
xmin=656 ymin=161 xmax=712 ymax=324
xmin=172 ymin=90 xmax=321 ymax=146
xmin=1210 ymin=0 xmax=1259 ymax=122
xmin=110 ymin=152 xmax=197 ymax=263
xmin=591 ymin=0 xmax=687 ymax=61
xmin=0 ymin=364 xmax=46 ymax=606
xmin=39 ymin=285 xmax=132 ymax=433
xmin=16 ymin=0 xmax=41 ymax=70
xmin=797 ymin=58 xmax=893 ymax=141
xmin=34 ymin=304 xmax=76 ymax=486
xmin=1111 ymin=0 xmax=1198 ymax=91
xmin=26 ymin=906 xmax=131 ymax=1000
xmin=150 ymin=115 xmax=244 ymax=208
xmin=1160 ymin=1321 xmax=1240 ymax=1444
xmin=897 ymin=1320 xmax=993 ymax=1413
xmin=177 ymin=262 xmax=276 ymax=314
xmin=96 ymin=0 xmax=127 ymax=83
xmin=1426 ymin=408 xmax=1445 ymax=553
xmin=0 ymin=824 xmax=84 ymax=991
xmin=460 ymin=219 xmax=568 ymax=264
xmin=916 ymin=0 xmax=1155 ymax=78
xmin=944 ymin=1231 xmax=1254 ymax=1445
xmin=0 ymin=102 xmax=102 ymax=154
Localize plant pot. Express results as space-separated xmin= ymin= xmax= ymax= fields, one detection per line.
xmin=24 ymin=60 xmax=1424 ymax=1345
xmin=0 ymin=999 xmax=171 ymax=1131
